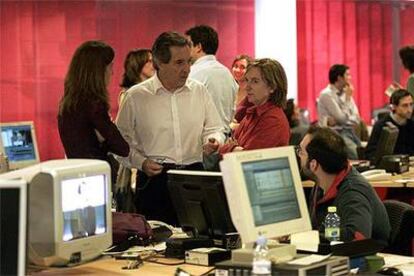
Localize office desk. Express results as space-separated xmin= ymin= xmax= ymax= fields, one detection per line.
xmin=31 ymin=256 xmax=213 ymax=276
xmin=301 ymin=172 xmax=414 ymax=189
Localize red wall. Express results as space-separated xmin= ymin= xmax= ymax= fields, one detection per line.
xmin=0 ymin=0 xmax=255 ymax=161
xmin=297 ymin=0 xmax=414 ymax=122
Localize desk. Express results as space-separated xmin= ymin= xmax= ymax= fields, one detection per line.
xmin=30 ymin=256 xmax=213 ymax=276
xmin=301 ymin=173 xmax=412 ymax=188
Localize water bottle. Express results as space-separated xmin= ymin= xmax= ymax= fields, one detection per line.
xmin=252 ymin=235 xmax=271 ymax=275
xmin=324 ymin=206 xmax=341 ymax=242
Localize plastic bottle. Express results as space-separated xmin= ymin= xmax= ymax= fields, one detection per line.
xmin=324 ymin=206 xmax=341 ymax=242
xmin=252 ymin=235 xmax=271 ymax=275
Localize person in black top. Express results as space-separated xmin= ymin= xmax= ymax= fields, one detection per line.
xmin=297 ymin=126 xmax=390 ymax=245
xmin=365 ymin=89 xmax=414 ymax=161
xmin=58 ymin=40 xmax=130 ymax=180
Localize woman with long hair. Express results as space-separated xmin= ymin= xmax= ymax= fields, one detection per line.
xmin=58 ymin=40 xmax=129 ymax=175
xmin=118 ymin=48 xmax=154 ymax=105
xmin=231 ymin=54 xmax=252 ymax=105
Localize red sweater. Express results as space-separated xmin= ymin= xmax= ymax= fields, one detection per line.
xmin=220 ymin=101 xmax=290 ymax=154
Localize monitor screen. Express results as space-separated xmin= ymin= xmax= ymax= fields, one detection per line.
xmin=0 ymin=179 xmax=27 ymax=276
xmin=167 ymin=170 xmax=236 ymax=240
xmin=0 ymin=122 xmax=39 ymax=170
xmin=61 ymin=174 xmax=107 ymax=242
xmin=372 ymin=125 xmax=399 ymax=166
xmin=242 ymin=158 xmax=301 ymax=227
xmin=220 ymin=146 xmax=311 ymax=244
xmin=0 ymin=159 xmax=112 ymax=267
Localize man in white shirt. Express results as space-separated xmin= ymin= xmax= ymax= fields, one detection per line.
xmin=317 ymin=64 xmax=361 ymax=159
xmin=185 ymin=25 xmax=238 ymax=136
xmin=185 ymin=25 xmax=238 ymax=170
xmin=116 ymin=32 xmax=224 ymax=224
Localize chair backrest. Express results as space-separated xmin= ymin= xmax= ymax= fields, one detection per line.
xmin=383 ymin=200 xmax=414 ymax=256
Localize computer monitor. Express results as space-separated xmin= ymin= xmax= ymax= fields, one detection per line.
xmin=0 ymin=178 xmax=27 ymax=276
xmin=220 ymin=146 xmax=311 ymax=245
xmin=0 ymin=121 xmax=40 ymax=170
xmin=0 ymin=159 xmax=112 ymax=267
xmin=372 ymin=125 xmax=399 ymax=166
xmin=167 ymin=170 xmax=236 ymax=241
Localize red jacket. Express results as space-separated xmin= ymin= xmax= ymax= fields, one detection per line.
xmin=220 ymin=101 xmax=290 ymax=154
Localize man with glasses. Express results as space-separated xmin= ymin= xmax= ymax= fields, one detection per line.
xmin=296 ymin=126 xmax=390 ymax=245
xmin=366 ymin=89 xmax=414 ymax=161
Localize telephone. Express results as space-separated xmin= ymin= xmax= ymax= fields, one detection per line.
xmin=361 ymin=169 xmax=392 ymax=181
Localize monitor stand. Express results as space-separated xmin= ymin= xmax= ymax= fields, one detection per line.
xmin=231 ymin=242 xmax=296 ymax=264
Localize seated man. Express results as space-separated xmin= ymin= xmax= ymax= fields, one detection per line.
xmin=317 ymin=64 xmax=361 ymax=159
xmin=365 ymin=89 xmax=414 ymax=161
xmin=296 ymin=126 xmax=390 ymax=246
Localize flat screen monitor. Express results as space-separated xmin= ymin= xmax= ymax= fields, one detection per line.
xmin=0 ymin=159 xmax=112 ymax=267
xmin=167 ymin=170 xmax=236 ymax=240
xmin=220 ymin=146 xmax=311 ymax=244
xmin=0 ymin=121 xmax=40 ymax=170
xmin=372 ymin=125 xmax=399 ymax=166
xmin=0 ymin=178 xmax=27 ymax=276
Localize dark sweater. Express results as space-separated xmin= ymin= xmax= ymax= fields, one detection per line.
xmin=309 ymin=167 xmax=391 ymax=247
xmin=365 ymin=114 xmax=414 ymax=161
xmin=58 ymin=101 xmax=129 ymax=161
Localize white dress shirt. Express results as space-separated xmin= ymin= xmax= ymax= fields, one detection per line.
xmin=318 ymin=84 xmax=360 ymax=128
xmin=116 ymin=74 xmax=225 ymax=170
xmin=189 ymin=55 xmax=238 ymax=134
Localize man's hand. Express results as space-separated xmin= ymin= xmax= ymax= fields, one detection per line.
xmin=142 ymin=158 xmax=163 ymax=177
xmin=232 ymin=146 xmax=244 ymax=152
xmin=203 ymin=138 xmax=219 ymax=156
xmin=327 ymin=116 xmax=336 ymax=127
xmin=344 ymin=83 xmax=354 ymax=101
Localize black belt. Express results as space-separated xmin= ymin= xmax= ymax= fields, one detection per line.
xmin=161 ymin=162 xmax=202 ymax=171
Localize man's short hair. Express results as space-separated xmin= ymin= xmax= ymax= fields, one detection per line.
xmin=328 ymin=64 xmax=349 ymax=84
xmin=390 ymin=89 xmax=412 ymax=106
xmin=152 ymin=31 xmax=190 ymax=69
xmin=306 ymin=126 xmax=348 ymax=174
xmin=399 ymin=45 xmax=414 ymax=73
xmin=185 ymin=25 xmax=219 ymax=55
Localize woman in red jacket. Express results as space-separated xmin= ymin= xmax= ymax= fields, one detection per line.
xmin=220 ymin=58 xmax=290 ymax=154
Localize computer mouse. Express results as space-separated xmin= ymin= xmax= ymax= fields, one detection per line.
xmin=377 ymin=267 xmax=403 ymax=276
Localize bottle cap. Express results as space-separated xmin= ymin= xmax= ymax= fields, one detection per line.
xmin=256 ymin=235 xmax=267 ymax=246
xmin=328 ymin=206 xmax=337 ymax=213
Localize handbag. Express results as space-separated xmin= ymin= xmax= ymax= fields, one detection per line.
xmin=112 ymin=212 xmax=153 ymax=246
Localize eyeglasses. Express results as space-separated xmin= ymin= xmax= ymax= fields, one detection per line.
xmin=295 ymin=145 xmax=303 ymax=156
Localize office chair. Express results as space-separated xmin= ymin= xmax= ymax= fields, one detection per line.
xmin=383 ymin=200 xmax=414 ymax=256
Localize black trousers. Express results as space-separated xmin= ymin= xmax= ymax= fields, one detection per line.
xmin=135 ymin=162 xmax=204 ymax=226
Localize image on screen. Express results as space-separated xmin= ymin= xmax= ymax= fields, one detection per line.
xmin=1 ymin=125 xmax=36 ymax=162
xmin=241 ymin=157 xmax=301 ymax=226
xmin=61 ymin=175 xmax=107 ymax=242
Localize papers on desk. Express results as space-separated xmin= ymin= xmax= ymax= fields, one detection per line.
xmin=378 ymin=253 xmax=414 ymax=276
xmin=290 ymin=230 xmax=320 ymax=252
xmin=395 ymin=178 xmax=414 ymax=183
xmin=103 ymin=242 xmax=166 ymax=256
xmin=287 ymin=254 xmax=331 ymax=266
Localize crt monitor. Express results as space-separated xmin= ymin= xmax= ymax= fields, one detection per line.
xmin=0 ymin=121 xmax=40 ymax=170
xmin=167 ymin=170 xmax=236 ymax=240
xmin=0 ymin=178 xmax=27 ymax=276
xmin=371 ymin=125 xmax=399 ymax=166
xmin=220 ymin=146 xmax=311 ymax=245
xmin=0 ymin=159 xmax=112 ymax=267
